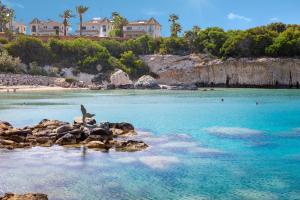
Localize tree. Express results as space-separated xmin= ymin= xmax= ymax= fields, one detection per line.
xmin=109 ymin=12 xmax=128 ymax=37
xmin=119 ymin=51 xmax=149 ymax=79
xmin=76 ymin=5 xmax=88 ymax=36
xmin=169 ymin=14 xmax=181 ymax=37
xmin=184 ymin=26 xmax=201 ymax=53
xmin=266 ymin=27 xmax=300 ymax=57
xmin=60 ymin=9 xmax=75 ymax=36
xmin=0 ymin=0 xmax=14 ymax=32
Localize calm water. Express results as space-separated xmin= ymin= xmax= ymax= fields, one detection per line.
xmin=1 ymin=89 xmax=300 ymax=200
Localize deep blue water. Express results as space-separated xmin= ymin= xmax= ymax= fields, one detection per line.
xmin=1 ymin=89 xmax=300 ymax=200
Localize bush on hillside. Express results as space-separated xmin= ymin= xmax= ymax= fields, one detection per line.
xmin=4 ymin=36 xmax=51 ymax=65
xmin=0 ymin=38 xmax=8 ymax=44
xmin=0 ymin=51 xmax=24 ymax=73
xmin=119 ymin=51 xmax=149 ymax=79
xmin=266 ymin=27 xmax=300 ymax=57
xmin=49 ymin=38 xmax=114 ymax=73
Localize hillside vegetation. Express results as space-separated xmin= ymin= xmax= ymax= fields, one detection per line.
xmin=0 ymin=23 xmax=299 ymax=78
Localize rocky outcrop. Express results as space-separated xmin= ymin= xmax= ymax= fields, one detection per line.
xmin=0 ymin=74 xmax=87 ymax=88
xmin=0 ymin=193 xmax=48 ymax=200
xmin=141 ymin=54 xmax=300 ymax=88
xmin=134 ymin=75 xmax=160 ymax=89
xmin=0 ymin=119 xmax=148 ymax=152
xmin=110 ymin=69 xmax=133 ymax=88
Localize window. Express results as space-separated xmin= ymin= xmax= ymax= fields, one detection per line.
xmin=82 ymin=26 xmax=86 ymax=30
xmin=102 ymin=25 xmax=106 ymax=32
xmin=31 ymin=25 xmax=36 ymax=32
xmin=44 ymin=26 xmax=47 ymax=29
xmin=126 ymin=26 xmax=132 ymax=31
xmin=53 ymin=26 xmax=59 ymax=30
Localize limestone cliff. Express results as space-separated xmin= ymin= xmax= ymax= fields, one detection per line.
xmin=141 ymin=54 xmax=300 ymax=87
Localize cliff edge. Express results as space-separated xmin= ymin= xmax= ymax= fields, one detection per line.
xmin=141 ymin=54 xmax=300 ymax=88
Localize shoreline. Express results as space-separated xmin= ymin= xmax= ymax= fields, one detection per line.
xmin=0 ymin=86 xmax=88 ymax=93
xmin=1 ymin=85 xmax=299 ymax=93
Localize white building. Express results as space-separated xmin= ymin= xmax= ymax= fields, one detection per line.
xmin=30 ymin=18 xmax=68 ymax=36
xmin=123 ymin=18 xmax=161 ymax=38
xmin=76 ymin=18 xmax=112 ymax=37
xmin=6 ymin=21 xmax=27 ymax=34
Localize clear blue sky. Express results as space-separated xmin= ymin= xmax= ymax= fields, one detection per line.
xmin=3 ymin=0 xmax=300 ymax=36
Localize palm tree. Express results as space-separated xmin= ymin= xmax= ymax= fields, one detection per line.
xmin=76 ymin=5 xmax=88 ymax=36
xmin=169 ymin=14 xmax=181 ymax=37
xmin=60 ymin=9 xmax=75 ymax=36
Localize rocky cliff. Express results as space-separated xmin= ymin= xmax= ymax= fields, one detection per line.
xmin=141 ymin=54 xmax=300 ymax=87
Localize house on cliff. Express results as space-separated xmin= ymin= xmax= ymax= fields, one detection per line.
xmin=76 ymin=18 xmax=113 ymax=37
xmin=123 ymin=18 xmax=161 ymax=38
xmin=29 ymin=18 xmax=69 ymax=36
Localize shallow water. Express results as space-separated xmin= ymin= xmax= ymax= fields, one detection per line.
xmin=1 ymin=89 xmax=300 ymax=200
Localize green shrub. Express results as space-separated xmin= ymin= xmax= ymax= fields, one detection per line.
xmin=0 ymin=37 xmax=8 ymax=44
xmin=266 ymin=27 xmax=300 ymax=57
xmin=4 ymin=36 xmax=51 ymax=65
xmin=49 ymin=38 xmax=114 ymax=73
xmin=119 ymin=51 xmax=149 ymax=79
xmin=0 ymin=51 xmax=24 ymax=73
xmin=159 ymin=37 xmax=189 ymax=55
xmin=98 ymin=39 xmax=125 ymax=58
xmin=27 ymin=62 xmax=48 ymax=76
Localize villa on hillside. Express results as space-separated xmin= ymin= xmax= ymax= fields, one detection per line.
xmin=76 ymin=18 xmax=112 ymax=37
xmin=5 ymin=21 xmax=27 ymax=34
xmin=29 ymin=18 xmax=68 ymax=36
xmin=123 ymin=18 xmax=161 ymax=38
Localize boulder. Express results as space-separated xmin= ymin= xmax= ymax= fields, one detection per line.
xmin=55 ymin=133 xmax=76 ymax=145
xmin=110 ymin=69 xmax=133 ymax=88
xmin=134 ymin=75 xmax=160 ymax=89
xmin=56 ymin=125 xmax=73 ymax=134
xmin=109 ymin=122 xmax=135 ymax=133
xmin=0 ymin=121 xmax=13 ymax=131
xmin=2 ymin=129 xmax=32 ymax=137
xmin=89 ymin=128 xmax=113 ymax=142
xmin=115 ymin=140 xmax=148 ymax=152
xmin=86 ymin=141 xmax=107 ymax=149
xmin=74 ymin=117 xmax=96 ymax=125
xmin=0 ymin=193 xmax=48 ymax=200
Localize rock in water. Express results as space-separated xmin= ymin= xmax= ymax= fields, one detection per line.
xmin=134 ymin=75 xmax=160 ymax=89
xmin=0 ymin=193 xmax=48 ymax=200
xmin=110 ymin=69 xmax=133 ymax=88
xmin=55 ymin=133 xmax=77 ymax=145
xmin=115 ymin=140 xmax=148 ymax=152
xmin=86 ymin=141 xmax=107 ymax=149
xmin=56 ymin=125 xmax=73 ymax=134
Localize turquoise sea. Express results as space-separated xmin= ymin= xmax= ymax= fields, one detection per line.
xmin=1 ymin=89 xmax=300 ymax=200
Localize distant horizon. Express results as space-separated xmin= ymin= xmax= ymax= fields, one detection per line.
xmin=2 ymin=0 xmax=300 ymax=36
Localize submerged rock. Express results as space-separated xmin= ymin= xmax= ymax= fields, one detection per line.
xmin=115 ymin=140 xmax=148 ymax=152
xmin=85 ymin=141 xmax=107 ymax=149
xmin=0 ymin=193 xmax=48 ymax=200
xmin=134 ymin=75 xmax=160 ymax=89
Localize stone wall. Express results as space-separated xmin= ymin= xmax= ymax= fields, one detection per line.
xmin=142 ymin=54 xmax=300 ymax=87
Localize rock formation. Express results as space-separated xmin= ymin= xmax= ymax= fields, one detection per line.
xmin=0 ymin=193 xmax=48 ymax=200
xmin=0 ymin=74 xmax=87 ymax=88
xmin=134 ymin=75 xmax=160 ymax=89
xmin=110 ymin=69 xmax=133 ymax=88
xmin=141 ymin=54 xmax=300 ymax=88
xmin=0 ymin=118 xmax=148 ymax=152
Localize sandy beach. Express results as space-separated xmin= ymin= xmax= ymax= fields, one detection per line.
xmin=0 ymin=85 xmax=88 ymax=93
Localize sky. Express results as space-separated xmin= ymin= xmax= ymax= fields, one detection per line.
xmin=2 ymin=0 xmax=300 ymax=36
